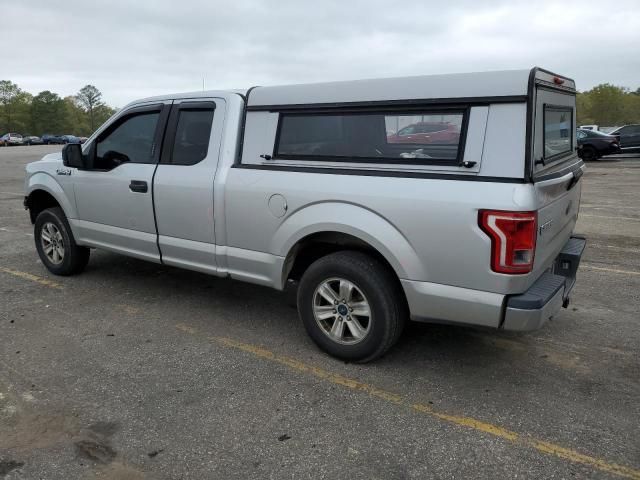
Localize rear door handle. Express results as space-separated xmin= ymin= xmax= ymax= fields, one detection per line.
xmin=129 ymin=180 xmax=148 ymax=193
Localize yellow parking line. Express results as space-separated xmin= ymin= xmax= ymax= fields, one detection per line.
xmin=175 ymin=323 xmax=640 ymax=480
xmin=0 ymin=267 xmax=63 ymax=289
xmin=582 ymin=264 xmax=640 ymax=276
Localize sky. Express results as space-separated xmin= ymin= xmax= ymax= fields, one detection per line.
xmin=3 ymin=0 xmax=640 ymax=107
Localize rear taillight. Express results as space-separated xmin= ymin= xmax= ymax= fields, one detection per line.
xmin=479 ymin=210 xmax=538 ymax=274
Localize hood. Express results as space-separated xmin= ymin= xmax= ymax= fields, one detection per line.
xmin=25 ymin=151 xmax=63 ymax=175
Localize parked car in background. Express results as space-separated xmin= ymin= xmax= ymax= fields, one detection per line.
xmin=41 ymin=134 xmax=64 ymax=145
xmin=608 ymin=124 xmax=640 ymax=152
xmin=60 ymin=135 xmax=81 ymax=144
xmin=577 ymin=128 xmax=620 ymax=161
xmin=579 ymin=125 xmax=598 ymax=131
xmin=599 ymin=126 xmax=618 ymax=134
xmin=387 ymin=122 xmax=460 ymax=145
xmin=23 ymin=135 xmax=44 ymax=145
xmin=1 ymin=133 xmax=24 ymax=146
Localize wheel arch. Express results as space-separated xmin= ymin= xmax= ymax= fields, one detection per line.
xmin=25 ymin=173 xmax=76 ymax=224
xmin=274 ymin=202 xmax=426 ymax=288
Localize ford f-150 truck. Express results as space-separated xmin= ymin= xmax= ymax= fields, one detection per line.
xmin=24 ymin=67 xmax=586 ymax=362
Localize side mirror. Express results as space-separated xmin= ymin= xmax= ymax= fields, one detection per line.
xmin=62 ymin=143 xmax=85 ymax=169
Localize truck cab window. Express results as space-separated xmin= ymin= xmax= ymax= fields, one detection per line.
xmin=170 ymin=109 xmax=214 ymax=165
xmin=94 ymin=112 xmax=160 ymax=170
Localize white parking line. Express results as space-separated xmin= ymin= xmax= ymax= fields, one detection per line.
xmin=583 ymin=264 xmax=640 ymax=276
xmin=580 ymin=214 xmax=640 ymax=222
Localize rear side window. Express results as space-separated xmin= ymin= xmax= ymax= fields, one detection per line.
xmin=170 ymin=109 xmax=214 ymax=165
xmin=543 ymin=105 xmax=573 ymax=159
xmin=275 ymin=111 xmax=465 ymax=164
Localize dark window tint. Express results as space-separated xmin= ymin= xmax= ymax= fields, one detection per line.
xmin=544 ymin=106 xmax=573 ymax=159
xmin=170 ymin=109 xmax=214 ymax=165
xmin=276 ymin=111 xmax=464 ymax=163
xmin=95 ymin=112 xmax=159 ymax=169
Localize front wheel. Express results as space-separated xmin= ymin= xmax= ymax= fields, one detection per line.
xmin=34 ymin=207 xmax=90 ymax=275
xmin=297 ymin=251 xmax=406 ymax=362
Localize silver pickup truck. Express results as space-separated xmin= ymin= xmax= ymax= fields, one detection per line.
xmin=24 ymin=67 xmax=586 ymax=362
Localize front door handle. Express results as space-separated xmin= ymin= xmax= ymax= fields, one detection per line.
xmin=129 ymin=180 xmax=148 ymax=193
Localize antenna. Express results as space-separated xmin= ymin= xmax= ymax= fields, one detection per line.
xmin=202 ymin=77 xmax=205 ymax=91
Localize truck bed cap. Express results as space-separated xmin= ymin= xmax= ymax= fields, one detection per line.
xmin=247 ymin=69 xmax=535 ymax=108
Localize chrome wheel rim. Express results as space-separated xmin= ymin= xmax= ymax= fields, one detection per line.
xmin=312 ymin=277 xmax=371 ymax=345
xmin=40 ymin=222 xmax=65 ymax=265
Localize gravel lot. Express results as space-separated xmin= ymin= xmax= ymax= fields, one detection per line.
xmin=1 ymin=145 xmax=639 ymax=479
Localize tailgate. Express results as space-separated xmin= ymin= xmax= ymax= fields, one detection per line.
xmin=528 ymin=69 xmax=583 ymax=274
xmin=533 ymin=159 xmax=584 ymax=273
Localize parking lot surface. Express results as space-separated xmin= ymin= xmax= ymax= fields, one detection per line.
xmin=1 ymin=146 xmax=639 ymax=479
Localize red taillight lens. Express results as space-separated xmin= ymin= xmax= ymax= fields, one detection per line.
xmin=478 ymin=210 xmax=538 ymax=274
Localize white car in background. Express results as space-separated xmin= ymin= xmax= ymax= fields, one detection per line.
xmin=579 ymin=125 xmax=598 ymax=131
xmin=0 ymin=133 xmax=23 ymax=146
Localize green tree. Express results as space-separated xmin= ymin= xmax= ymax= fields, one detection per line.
xmin=576 ymin=84 xmax=640 ymax=126
xmin=0 ymin=80 xmax=31 ymax=133
xmin=92 ymin=103 xmax=117 ymax=131
xmin=75 ymin=84 xmax=104 ymax=131
xmin=31 ymin=91 xmax=69 ymax=136
xmin=64 ymin=96 xmax=90 ymax=136
xmin=576 ymin=92 xmax=594 ymax=126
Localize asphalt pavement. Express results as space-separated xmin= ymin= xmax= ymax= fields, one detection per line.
xmin=1 ymin=146 xmax=639 ymax=479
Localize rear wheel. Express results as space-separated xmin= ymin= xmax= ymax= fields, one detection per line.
xmin=34 ymin=207 xmax=90 ymax=275
xmin=580 ymin=145 xmax=598 ymax=161
xmin=297 ymin=251 xmax=406 ymax=362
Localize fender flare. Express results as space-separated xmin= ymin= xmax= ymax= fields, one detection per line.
xmin=26 ymin=172 xmax=77 ymax=219
xmin=271 ymin=201 xmax=426 ymax=284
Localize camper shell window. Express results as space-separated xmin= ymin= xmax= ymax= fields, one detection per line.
xmin=274 ymin=109 xmax=467 ymax=165
xmin=543 ymin=105 xmax=573 ymax=161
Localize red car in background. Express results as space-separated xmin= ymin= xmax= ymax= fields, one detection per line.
xmin=387 ymin=122 xmax=460 ymax=144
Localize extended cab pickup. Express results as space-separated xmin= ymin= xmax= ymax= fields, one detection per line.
xmin=24 ymin=67 xmax=586 ymax=362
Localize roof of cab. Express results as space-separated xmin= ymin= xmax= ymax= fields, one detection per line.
xmin=247 ymin=69 xmax=535 ymax=108
xmin=125 ymin=89 xmax=247 ymax=109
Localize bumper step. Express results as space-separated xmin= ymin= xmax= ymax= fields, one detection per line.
xmin=502 ymin=235 xmax=586 ymax=332
xmin=506 ymin=273 xmax=565 ymax=310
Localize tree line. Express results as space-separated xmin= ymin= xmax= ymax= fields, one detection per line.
xmin=576 ymin=84 xmax=639 ymax=127
xmin=0 ymin=80 xmax=117 ymax=137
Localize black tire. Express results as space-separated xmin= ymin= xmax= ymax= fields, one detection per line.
xmin=297 ymin=251 xmax=406 ymax=362
xmin=34 ymin=207 xmax=90 ymax=276
xmin=580 ymin=145 xmax=598 ymax=161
